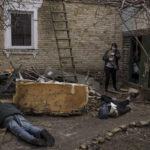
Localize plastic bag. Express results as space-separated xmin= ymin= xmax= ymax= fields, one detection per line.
xmin=133 ymin=63 xmax=139 ymax=74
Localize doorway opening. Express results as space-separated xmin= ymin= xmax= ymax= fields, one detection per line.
xmin=129 ymin=35 xmax=150 ymax=88
xmin=129 ymin=36 xmax=142 ymax=84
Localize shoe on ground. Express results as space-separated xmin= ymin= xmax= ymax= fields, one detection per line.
xmin=31 ymin=138 xmax=47 ymax=146
xmin=40 ymin=129 xmax=55 ymax=147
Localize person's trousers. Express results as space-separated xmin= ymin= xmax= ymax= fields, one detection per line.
xmin=101 ymin=95 xmax=131 ymax=115
xmin=3 ymin=114 xmax=42 ymax=143
xmin=105 ymin=67 xmax=117 ymax=90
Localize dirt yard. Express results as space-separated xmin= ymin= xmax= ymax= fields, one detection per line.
xmin=99 ymin=126 xmax=150 ymax=150
xmin=0 ymin=101 xmax=150 ymax=150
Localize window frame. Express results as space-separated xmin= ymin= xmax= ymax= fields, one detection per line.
xmin=3 ymin=1 xmax=43 ymax=51
xmin=10 ymin=11 xmax=33 ymax=49
xmin=3 ymin=0 xmax=43 ymax=57
xmin=5 ymin=10 xmax=35 ymax=50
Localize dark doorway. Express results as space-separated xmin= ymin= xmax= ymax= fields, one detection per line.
xmin=129 ymin=35 xmax=150 ymax=88
xmin=139 ymin=35 xmax=150 ymax=88
xmin=129 ymin=36 xmax=142 ymax=84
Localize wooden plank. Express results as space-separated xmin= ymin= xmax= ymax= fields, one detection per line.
xmin=120 ymin=88 xmax=128 ymax=92
xmin=107 ymin=89 xmax=126 ymax=95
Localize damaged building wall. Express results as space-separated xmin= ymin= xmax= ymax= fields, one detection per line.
xmin=0 ymin=0 xmax=123 ymax=77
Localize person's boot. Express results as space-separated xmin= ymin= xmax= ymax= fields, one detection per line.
xmin=31 ymin=138 xmax=47 ymax=146
xmin=40 ymin=129 xmax=55 ymax=147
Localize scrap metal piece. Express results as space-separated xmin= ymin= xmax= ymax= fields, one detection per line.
xmin=0 ymin=62 xmax=23 ymax=95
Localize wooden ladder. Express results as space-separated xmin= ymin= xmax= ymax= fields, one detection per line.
xmin=50 ymin=0 xmax=78 ymax=83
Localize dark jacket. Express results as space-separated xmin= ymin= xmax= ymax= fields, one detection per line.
xmin=0 ymin=103 xmax=23 ymax=127
xmin=100 ymin=95 xmax=131 ymax=118
xmin=103 ymin=49 xmax=121 ymax=70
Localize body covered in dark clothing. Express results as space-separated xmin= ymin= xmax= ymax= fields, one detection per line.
xmin=98 ymin=95 xmax=131 ymax=119
xmin=0 ymin=103 xmax=23 ymax=127
xmin=0 ymin=103 xmax=55 ymax=147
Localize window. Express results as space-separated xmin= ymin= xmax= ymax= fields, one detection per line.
xmin=4 ymin=11 xmax=34 ymax=49
xmin=4 ymin=0 xmax=43 ymax=57
xmin=11 ymin=13 xmax=31 ymax=46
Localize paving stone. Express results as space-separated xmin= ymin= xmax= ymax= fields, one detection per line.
xmin=106 ymin=132 xmax=113 ymax=137
xmin=136 ymin=121 xmax=149 ymax=127
xmin=97 ymin=137 xmax=105 ymax=143
xmin=111 ymin=127 xmax=121 ymax=134
xmin=129 ymin=121 xmax=136 ymax=127
xmin=105 ymin=135 xmax=111 ymax=141
xmin=80 ymin=144 xmax=88 ymax=149
xmin=120 ymin=124 xmax=128 ymax=131
xmin=91 ymin=139 xmax=99 ymax=145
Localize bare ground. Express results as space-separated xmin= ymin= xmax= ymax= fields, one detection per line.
xmin=0 ymin=102 xmax=150 ymax=150
xmin=100 ymin=126 xmax=150 ymax=150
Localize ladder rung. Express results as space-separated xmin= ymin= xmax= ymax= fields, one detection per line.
xmin=60 ymin=56 xmax=73 ymax=59
xmin=56 ymin=38 xmax=71 ymax=40
xmin=53 ymin=20 xmax=68 ymax=22
xmin=51 ymin=11 xmax=66 ymax=13
xmin=55 ymin=29 xmax=69 ymax=31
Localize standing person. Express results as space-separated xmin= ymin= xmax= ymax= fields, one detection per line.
xmin=103 ymin=43 xmax=121 ymax=91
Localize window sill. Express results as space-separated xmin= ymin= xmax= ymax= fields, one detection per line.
xmin=3 ymin=49 xmax=38 ymax=58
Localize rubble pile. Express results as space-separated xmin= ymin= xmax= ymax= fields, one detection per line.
xmin=19 ymin=67 xmax=103 ymax=115
xmin=0 ymin=62 xmax=23 ymax=98
xmin=21 ymin=67 xmax=101 ymax=91
xmin=21 ymin=67 xmax=77 ymax=83
xmin=85 ymin=88 xmax=102 ymax=114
